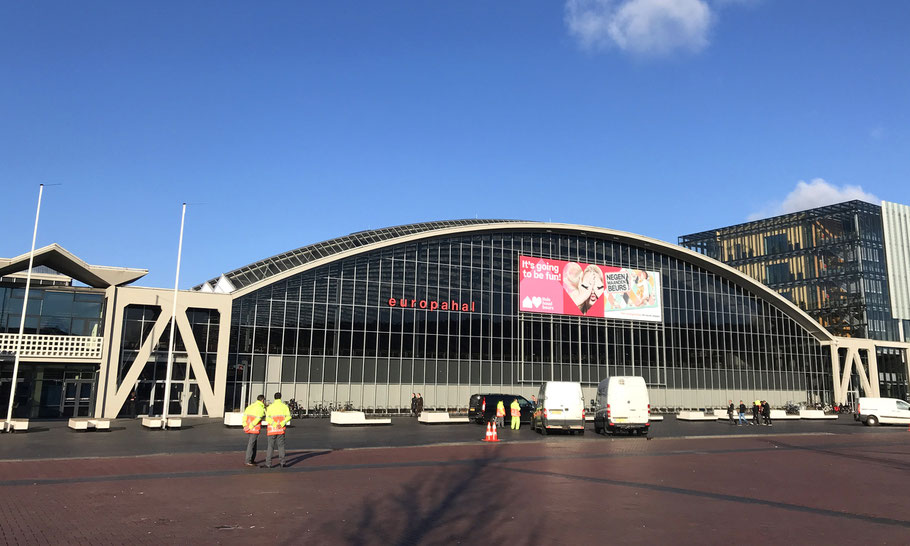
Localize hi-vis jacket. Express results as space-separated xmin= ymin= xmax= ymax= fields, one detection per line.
xmin=266 ymin=399 xmax=292 ymax=436
xmin=496 ymin=400 xmax=506 ymax=417
xmin=242 ymin=400 xmax=266 ymax=434
xmin=510 ymin=400 xmax=521 ymax=417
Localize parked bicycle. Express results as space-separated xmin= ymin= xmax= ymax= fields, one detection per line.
xmin=783 ymin=401 xmax=801 ymax=415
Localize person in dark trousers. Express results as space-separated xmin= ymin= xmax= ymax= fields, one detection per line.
xmin=738 ymin=400 xmax=748 ymax=426
xmin=128 ymin=390 xmax=138 ymax=419
xmin=242 ymin=395 xmax=267 ymax=467
xmin=410 ymin=393 xmax=417 ymax=417
xmin=727 ymin=400 xmax=735 ymax=425
xmin=762 ymin=401 xmax=772 ymax=426
xmin=752 ymin=400 xmax=761 ymax=425
xmin=415 ymin=393 xmax=424 ymax=416
xmin=263 ymin=392 xmax=291 ymax=469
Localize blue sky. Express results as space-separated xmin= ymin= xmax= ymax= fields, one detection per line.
xmin=2 ymin=1 xmax=909 ymax=288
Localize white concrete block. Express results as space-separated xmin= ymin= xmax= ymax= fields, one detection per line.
xmin=166 ymin=418 xmax=182 ymax=428
xmin=68 ymin=418 xmax=91 ymax=430
xmin=418 ymin=412 xmax=470 ymax=424
xmin=89 ymin=419 xmax=112 ymax=430
xmin=799 ymin=410 xmax=838 ymax=420
xmin=676 ymin=411 xmax=717 ymax=421
xmin=142 ymin=417 xmax=163 ymax=429
xmin=7 ymin=419 xmax=29 ymax=432
xmin=223 ymin=412 xmax=244 ymax=427
xmin=331 ymin=411 xmax=391 ymax=425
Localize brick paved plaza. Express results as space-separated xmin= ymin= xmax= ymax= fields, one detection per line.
xmin=1 ymin=418 xmax=909 ymax=544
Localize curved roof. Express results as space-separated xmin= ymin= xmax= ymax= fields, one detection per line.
xmin=194 ymin=219 xmax=519 ymax=291
xmin=197 ymin=220 xmax=835 ymax=342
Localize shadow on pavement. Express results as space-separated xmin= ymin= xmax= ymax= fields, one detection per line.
xmin=319 ymin=447 xmax=542 ymax=546
xmin=283 ymin=450 xmax=331 ymax=467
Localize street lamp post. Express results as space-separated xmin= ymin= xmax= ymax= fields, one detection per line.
xmin=161 ymin=203 xmax=186 ymax=429
xmin=4 ymin=184 xmax=44 ymax=433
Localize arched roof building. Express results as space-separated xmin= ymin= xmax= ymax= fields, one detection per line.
xmin=208 ymin=220 xmax=840 ymax=412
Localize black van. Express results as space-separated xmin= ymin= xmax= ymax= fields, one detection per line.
xmin=468 ymin=394 xmax=535 ymax=424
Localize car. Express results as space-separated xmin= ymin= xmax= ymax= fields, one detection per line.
xmin=468 ymin=394 xmax=535 ymax=424
xmin=531 ymin=381 xmax=586 ymax=435
xmin=856 ymin=397 xmax=910 ymax=426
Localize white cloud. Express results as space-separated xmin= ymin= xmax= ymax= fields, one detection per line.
xmin=565 ymin=0 xmax=713 ymax=57
xmin=747 ymin=179 xmax=880 ymax=221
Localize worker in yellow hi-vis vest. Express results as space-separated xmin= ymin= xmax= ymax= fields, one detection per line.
xmin=263 ymin=393 xmax=292 ymax=468
xmin=242 ymin=394 xmax=266 ymax=467
xmin=510 ymin=398 xmax=521 ymax=430
xmin=495 ymin=399 xmax=506 ymax=428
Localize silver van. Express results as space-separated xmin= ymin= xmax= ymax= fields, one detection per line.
xmin=593 ymin=376 xmax=650 ymax=435
xmin=531 ymin=381 xmax=585 ymax=435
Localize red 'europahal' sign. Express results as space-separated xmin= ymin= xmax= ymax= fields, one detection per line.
xmin=387 ymin=298 xmax=476 ymax=312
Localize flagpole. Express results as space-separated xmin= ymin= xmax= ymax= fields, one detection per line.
xmin=161 ymin=203 xmax=186 ymax=429
xmin=4 ymin=184 xmax=43 ymax=433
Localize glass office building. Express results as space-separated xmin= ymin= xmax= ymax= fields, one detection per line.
xmin=204 ymin=220 xmax=837 ymax=412
xmin=680 ymin=200 xmax=910 ymax=402
xmin=679 ymin=200 xmax=905 ymax=340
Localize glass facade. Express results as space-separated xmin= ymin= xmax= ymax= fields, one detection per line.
xmin=680 ymin=200 xmax=902 ymax=341
xmin=227 ymin=228 xmax=832 ymax=412
xmin=0 ymin=285 xmax=105 ymax=336
xmin=116 ymin=305 xmax=221 ymax=416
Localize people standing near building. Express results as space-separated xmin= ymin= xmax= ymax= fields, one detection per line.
xmin=128 ymin=390 xmax=138 ymax=419
xmin=727 ymin=400 xmax=735 ymax=425
xmin=243 ymin=394 xmax=266 ymax=467
xmin=762 ymin=401 xmax=772 ymax=426
xmin=263 ymin=392 xmax=291 ymax=469
xmin=410 ymin=393 xmax=417 ymax=417
xmin=495 ymin=399 xmax=505 ymax=428
xmin=752 ymin=400 xmax=761 ymax=426
xmin=510 ymin=398 xmax=521 ymax=430
xmin=738 ymin=400 xmax=747 ymax=426
xmin=416 ymin=393 xmax=424 ymax=416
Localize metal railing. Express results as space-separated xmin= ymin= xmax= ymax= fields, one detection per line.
xmin=0 ymin=333 xmax=103 ymax=360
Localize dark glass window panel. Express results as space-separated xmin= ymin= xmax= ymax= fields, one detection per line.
xmin=323 ymin=357 xmax=337 ymax=382
xmin=252 ymin=355 xmax=266 ymax=382
xmin=281 ymin=356 xmax=296 ymax=382
xmin=309 ymin=357 xmax=323 ymax=382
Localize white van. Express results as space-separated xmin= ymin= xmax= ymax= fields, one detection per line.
xmin=593 ymin=376 xmax=650 ymax=435
xmin=531 ymin=381 xmax=585 ymax=435
xmin=857 ymin=397 xmax=910 ymax=426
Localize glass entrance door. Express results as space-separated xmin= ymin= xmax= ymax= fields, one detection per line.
xmin=61 ymin=380 xmax=94 ymax=417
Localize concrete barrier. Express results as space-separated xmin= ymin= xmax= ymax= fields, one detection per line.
xmin=770 ymin=410 xmax=801 ymax=420
xmin=418 ymin=412 xmax=470 ymax=424
xmin=69 ymin=418 xmax=113 ymax=431
xmin=142 ymin=417 xmax=183 ymax=429
xmin=649 ymin=415 xmax=664 ymax=421
xmin=223 ymin=412 xmax=244 ymax=427
xmin=676 ymin=411 xmax=717 ymax=421
xmin=142 ymin=417 xmax=163 ymax=428
xmin=330 ymin=411 xmax=391 ymax=426
xmin=68 ymin=418 xmax=92 ymax=431
xmin=799 ymin=410 xmax=838 ymax=420
xmin=2 ymin=419 xmax=29 ymax=432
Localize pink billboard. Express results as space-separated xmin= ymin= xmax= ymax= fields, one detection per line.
xmin=518 ymin=256 xmax=662 ymax=322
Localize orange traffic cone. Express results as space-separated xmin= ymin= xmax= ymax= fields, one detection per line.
xmin=483 ymin=422 xmax=493 ymax=441
xmin=490 ymin=422 xmax=499 ymax=442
